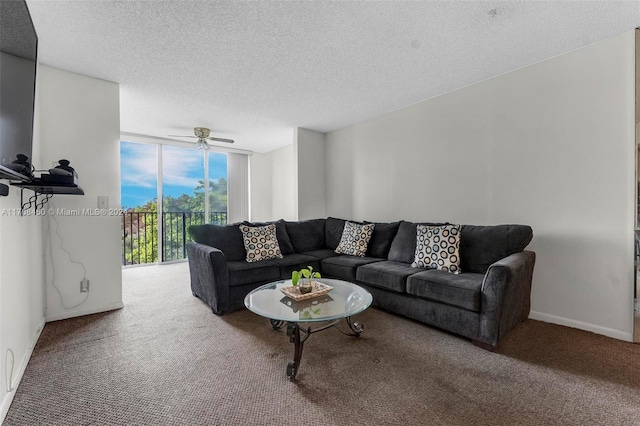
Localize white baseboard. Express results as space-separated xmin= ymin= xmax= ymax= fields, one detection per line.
xmin=45 ymin=301 xmax=124 ymax=322
xmin=529 ymin=310 xmax=633 ymax=342
xmin=1 ymin=318 xmax=46 ymax=424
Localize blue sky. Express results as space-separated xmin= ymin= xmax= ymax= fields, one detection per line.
xmin=120 ymin=141 xmax=227 ymax=209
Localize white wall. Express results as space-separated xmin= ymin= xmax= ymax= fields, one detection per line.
xmin=270 ymin=145 xmax=297 ymax=220
xmin=38 ymin=66 xmax=123 ymax=321
xmin=249 ymin=152 xmax=272 ymax=221
xmin=0 ymin=193 xmax=45 ymax=422
xmin=250 ymin=128 xmax=327 ymax=222
xmin=0 ymin=63 xmax=46 ymax=422
xmin=326 ymin=85 xmax=493 ymax=223
xmin=250 ymin=145 xmax=297 ymax=221
xmin=326 ymin=32 xmax=636 ymax=341
xmin=295 ymin=128 xmax=326 ymax=220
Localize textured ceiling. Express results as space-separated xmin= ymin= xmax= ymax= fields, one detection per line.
xmin=25 ymin=0 xmax=640 ymax=153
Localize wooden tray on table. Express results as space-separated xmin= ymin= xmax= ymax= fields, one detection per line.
xmin=279 ymin=281 xmax=333 ymax=301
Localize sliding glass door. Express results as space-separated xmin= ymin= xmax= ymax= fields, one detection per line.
xmin=121 ymin=142 xmax=159 ymax=266
xmin=120 ymin=141 xmax=228 ymax=265
xmin=161 ymin=145 xmax=206 ymax=261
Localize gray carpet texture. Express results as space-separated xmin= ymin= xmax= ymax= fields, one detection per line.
xmin=4 ymin=262 xmax=640 ymax=425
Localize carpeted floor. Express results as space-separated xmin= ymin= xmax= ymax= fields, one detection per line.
xmin=4 ymin=262 xmax=640 ymax=425
xmin=635 ymin=278 xmax=640 ymax=343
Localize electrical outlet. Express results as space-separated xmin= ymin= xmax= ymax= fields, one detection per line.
xmin=97 ymin=196 xmax=109 ymax=209
xmin=80 ymin=278 xmax=90 ymax=293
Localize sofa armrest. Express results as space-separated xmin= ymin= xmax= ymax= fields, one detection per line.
xmin=478 ymin=250 xmax=536 ymax=348
xmin=186 ymin=242 xmax=230 ymax=315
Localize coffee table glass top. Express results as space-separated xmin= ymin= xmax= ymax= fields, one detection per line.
xmin=244 ymin=278 xmax=373 ymax=323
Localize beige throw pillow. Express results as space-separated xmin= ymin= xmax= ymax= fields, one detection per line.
xmin=335 ymin=221 xmax=375 ymax=257
xmin=411 ymin=224 xmax=461 ymax=273
xmin=240 ymin=224 xmax=283 ymax=262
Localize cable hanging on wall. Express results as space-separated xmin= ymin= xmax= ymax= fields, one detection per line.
xmin=46 ymin=201 xmax=89 ymax=311
xmin=5 ymin=349 xmax=14 ymax=393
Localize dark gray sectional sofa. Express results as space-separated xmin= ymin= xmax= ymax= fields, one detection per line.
xmin=186 ymin=217 xmax=535 ymax=349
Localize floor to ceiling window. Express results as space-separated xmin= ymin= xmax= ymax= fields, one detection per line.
xmin=121 ymin=142 xmax=159 ymax=266
xmin=121 ymin=140 xmax=228 ymax=266
xmin=161 ymin=145 xmax=206 ymax=262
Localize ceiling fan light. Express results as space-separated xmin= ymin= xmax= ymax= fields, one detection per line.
xmin=195 ymin=139 xmax=210 ymax=151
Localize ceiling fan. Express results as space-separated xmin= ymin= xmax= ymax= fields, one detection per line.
xmin=168 ymin=127 xmax=234 ymax=150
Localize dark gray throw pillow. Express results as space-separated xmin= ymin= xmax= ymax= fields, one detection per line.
xmin=387 ymin=221 xmax=448 ymax=264
xmin=460 ymin=224 xmax=533 ymax=273
xmin=242 ymin=219 xmax=295 ymax=255
xmin=285 ymin=219 xmax=326 ymax=253
xmin=325 ymin=217 xmax=347 ymax=250
xmin=365 ymin=221 xmax=401 ymax=258
xmin=187 ymin=223 xmax=246 ymax=261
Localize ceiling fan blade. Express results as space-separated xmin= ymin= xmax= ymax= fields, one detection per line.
xmin=207 ymin=137 xmax=235 ymax=144
xmin=167 ymin=135 xmax=197 ymax=139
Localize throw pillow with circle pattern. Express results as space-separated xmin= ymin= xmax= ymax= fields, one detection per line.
xmin=335 ymin=221 xmax=375 ymax=257
xmin=411 ymin=224 xmax=461 ymax=273
xmin=240 ymin=224 xmax=284 ymax=263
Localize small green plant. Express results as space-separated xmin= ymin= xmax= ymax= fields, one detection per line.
xmin=300 ymin=307 xmax=322 ymax=319
xmin=291 ymin=265 xmax=321 ymax=287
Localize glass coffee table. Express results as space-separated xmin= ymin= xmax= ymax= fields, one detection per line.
xmin=244 ymin=278 xmax=373 ymax=381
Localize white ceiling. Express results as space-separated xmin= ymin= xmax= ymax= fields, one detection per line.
xmin=25 ymin=0 xmax=640 ymax=153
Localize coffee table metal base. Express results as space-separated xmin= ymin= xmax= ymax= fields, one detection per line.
xmin=269 ymin=317 xmax=364 ymax=381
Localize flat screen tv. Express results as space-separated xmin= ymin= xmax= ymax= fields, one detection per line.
xmin=0 ymin=0 xmax=38 ymax=181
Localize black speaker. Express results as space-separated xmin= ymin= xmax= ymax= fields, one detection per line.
xmin=0 ymin=183 xmax=8 ymax=197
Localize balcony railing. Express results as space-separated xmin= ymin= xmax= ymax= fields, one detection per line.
xmin=122 ymin=211 xmax=227 ymax=266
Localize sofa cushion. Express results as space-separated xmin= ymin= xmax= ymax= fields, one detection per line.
xmin=325 ymin=217 xmax=347 ymax=250
xmin=226 ymin=260 xmax=280 ymax=287
xmin=365 ymin=221 xmax=401 ymax=258
xmin=301 ymin=249 xmax=341 ymax=260
xmin=335 ymin=221 xmax=375 ymax=257
xmin=387 ymin=221 xmax=447 ymax=264
xmin=321 ymin=255 xmax=384 ymax=282
xmin=285 ymin=219 xmax=326 ymax=253
xmin=460 ymin=224 xmax=533 ymax=273
xmin=327 ymin=219 xmax=400 ymax=257
xmin=356 ymin=260 xmax=420 ymax=293
xmin=412 ymin=224 xmax=461 ymax=273
xmin=188 ymin=224 xmax=246 ymax=261
xmin=242 ymin=219 xmax=295 ymax=255
xmin=239 ymin=224 xmax=283 ymax=263
xmin=267 ymin=254 xmax=321 ymax=279
xmin=406 ymin=270 xmax=484 ymax=312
